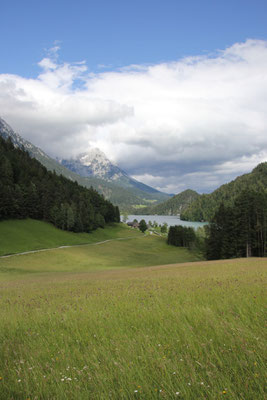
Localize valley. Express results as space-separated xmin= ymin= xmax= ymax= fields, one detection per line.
xmin=0 ymin=118 xmax=170 ymax=211
xmin=0 ymin=120 xmax=266 ymax=399
xmin=0 ymin=221 xmax=265 ymax=399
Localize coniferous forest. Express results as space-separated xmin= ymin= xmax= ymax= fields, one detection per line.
xmin=205 ymin=189 xmax=267 ymax=259
xmin=167 ymin=189 xmax=267 ymax=259
xmin=0 ymin=137 xmax=120 ymax=232
xmin=167 ymin=225 xmax=196 ymax=247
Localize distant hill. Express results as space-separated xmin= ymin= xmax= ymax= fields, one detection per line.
xmin=0 ymin=118 xmax=170 ymax=210
xmin=181 ymin=162 xmax=267 ymax=221
xmin=137 ymin=189 xmax=200 ymax=215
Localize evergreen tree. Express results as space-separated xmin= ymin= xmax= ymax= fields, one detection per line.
xmin=139 ymin=219 xmax=148 ymax=233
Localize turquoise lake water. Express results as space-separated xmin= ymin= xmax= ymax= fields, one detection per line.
xmin=125 ymin=215 xmax=207 ymax=229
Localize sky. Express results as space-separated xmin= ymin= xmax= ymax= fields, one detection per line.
xmin=0 ymin=0 xmax=267 ymax=194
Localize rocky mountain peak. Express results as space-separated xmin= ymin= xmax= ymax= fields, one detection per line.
xmin=60 ymin=148 xmax=126 ymax=181
xmin=79 ymin=148 xmax=110 ymax=166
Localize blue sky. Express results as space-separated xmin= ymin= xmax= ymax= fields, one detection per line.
xmin=1 ymin=0 xmax=267 ymax=76
xmin=0 ymin=0 xmax=267 ymax=194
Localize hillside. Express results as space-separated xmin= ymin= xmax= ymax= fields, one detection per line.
xmin=0 ymin=219 xmax=142 ymax=256
xmin=181 ymin=162 xmax=267 ymax=221
xmin=0 ymin=135 xmax=119 ymax=232
xmin=0 ymin=118 xmax=170 ymax=210
xmin=137 ymin=189 xmax=200 ymax=215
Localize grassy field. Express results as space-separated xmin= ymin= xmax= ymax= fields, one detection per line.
xmin=0 ymin=221 xmax=266 ymax=399
xmin=0 ymin=226 xmax=201 ymax=279
xmin=0 ymin=219 xmax=143 ymax=256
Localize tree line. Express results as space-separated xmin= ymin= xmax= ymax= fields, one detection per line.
xmin=167 ymin=189 xmax=267 ymax=259
xmin=167 ymin=225 xmax=196 ymax=247
xmin=0 ymin=137 xmax=120 ymax=232
xmin=205 ymin=189 xmax=267 ymax=259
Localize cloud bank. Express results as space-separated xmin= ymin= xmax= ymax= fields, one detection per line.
xmin=0 ymin=39 xmax=267 ymax=193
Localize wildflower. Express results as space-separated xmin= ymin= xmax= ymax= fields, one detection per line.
xmin=61 ymin=378 xmax=64 ymax=382
xmin=173 ymin=372 xmax=176 ymax=375
xmin=0 ymin=377 xmax=2 ymax=381
xmin=175 ymin=392 xmax=180 ymax=396
xmin=134 ymin=390 xmax=138 ymax=393
xmin=222 ymin=390 xmax=227 ymax=394
xmin=188 ymin=382 xmax=191 ymax=386
xmin=18 ymin=379 xmax=21 ymax=382
xmin=200 ymin=382 xmax=204 ymax=385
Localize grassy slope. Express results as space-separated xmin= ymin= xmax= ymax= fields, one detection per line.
xmin=0 ymin=220 xmax=265 ymax=399
xmin=0 ymin=219 xmax=142 ymax=256
xmin=0 ymin=257 xmax=266 ymax=399
xmin=0 ymin=236 xmax=201 ymax=278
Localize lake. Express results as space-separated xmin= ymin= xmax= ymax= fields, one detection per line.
xmin=124 ymin=215 xmax=208 ymax=229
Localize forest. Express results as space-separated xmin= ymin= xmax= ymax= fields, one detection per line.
xmin=0 ymin=137 xmax=120 ymax=232
xmin=167 ymin=189 xmax=267 ymax=259
xmin=181 ymin=162 xmax=267 ymax=222
xmin=205 ymin=189 xmax=267 ymax=259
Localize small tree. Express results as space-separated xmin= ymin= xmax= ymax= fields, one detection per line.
xmin=139 ymin=219 xmax=148 ymax=233
xmin=122 ymin=212 xmax=128 ymax=223
xmin=161 ymin=223 xmax=168 ymax=234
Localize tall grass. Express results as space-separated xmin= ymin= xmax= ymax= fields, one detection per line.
xmin=0 ymin=257 xmax=266 ymax=399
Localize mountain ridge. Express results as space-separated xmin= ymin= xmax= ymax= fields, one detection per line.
xmin=60 ymin=150 xmax=165 ymax=195
xmin=0 ymin=118 xmax=170 ymax=210
xmin=136 ymin=189 xmax=200 ymax=216
xmin=180 ymin=162 xmax=267 ymax=221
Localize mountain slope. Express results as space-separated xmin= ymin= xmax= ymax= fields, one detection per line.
xmin=137 ymin=189 xmax=200 ymax=215
xmin=0 ymin=134 xmax=120 ymax=232
xmin=180 ymin=163 xmax=267 ymax=221
xmin=0 ymin=118 xmax=169 ymax=210
xmin=60 ymin=150 xmax=167 ymax=195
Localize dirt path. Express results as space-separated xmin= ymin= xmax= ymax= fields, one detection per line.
xmin=0 ymin=236 xmax=140 ymax=259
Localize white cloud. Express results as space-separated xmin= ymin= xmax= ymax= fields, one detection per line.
xmin=0 ymin=39 xmax=267 ymax=193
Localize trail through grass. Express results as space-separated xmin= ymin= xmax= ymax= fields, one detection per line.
xmin=0 ymin=220 xmax=265 ymax=399
xmin=0 ymin=234 xmax=201 ymax=278
xmin=0 ymin=219 xmax=142 ymax=256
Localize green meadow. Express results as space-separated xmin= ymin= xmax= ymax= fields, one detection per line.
xmin=0 ymin=219 xmax=143 ymax=256
xmin=0 ymin=220 xmax=266 ymax=399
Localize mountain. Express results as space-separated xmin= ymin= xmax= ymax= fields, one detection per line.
xmin=60 ymin=150 xmax=165 ymax=195
xmin=137 ymin=189 xmax=200 ymax=216
xmin=0 ymin=118 xmax=170 ymax=210
xmin=180 ymin=162 xmax=267 ymax=222
xmin=0 ymin=134 xmax=120 ymax=231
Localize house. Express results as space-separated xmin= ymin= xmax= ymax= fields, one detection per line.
xmin=127 ymin=221 xmax=139 ymax=228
